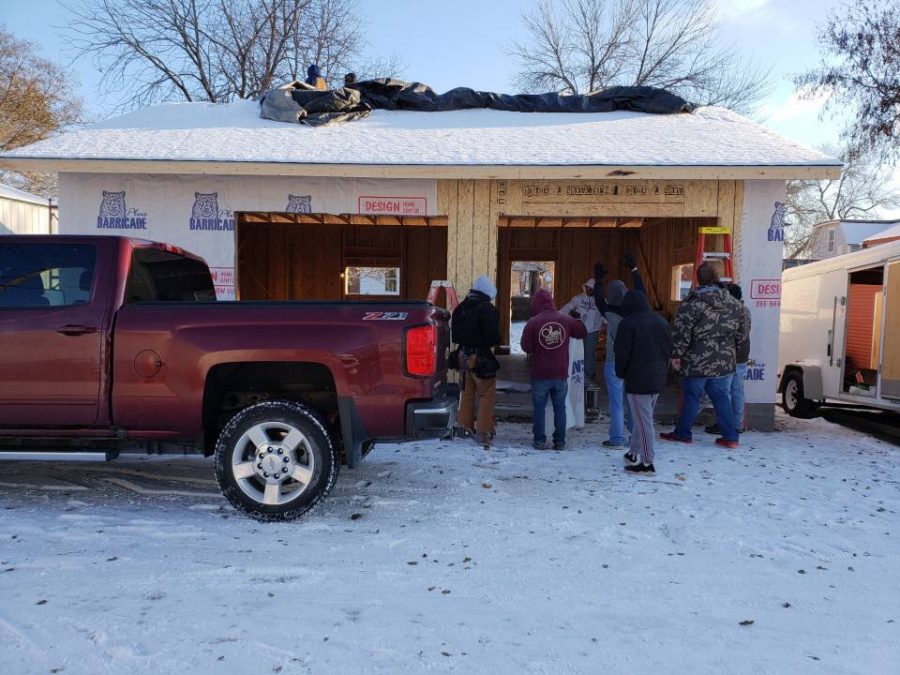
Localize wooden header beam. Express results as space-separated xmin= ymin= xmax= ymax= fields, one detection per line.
xmin=498 ymin=216 xmax=646 ymax=228
xmin=239 ymin=212 xmax=448 ymax=227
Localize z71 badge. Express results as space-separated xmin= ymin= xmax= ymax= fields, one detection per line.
xmin=362 ymin=311 xmax=409 ymax=321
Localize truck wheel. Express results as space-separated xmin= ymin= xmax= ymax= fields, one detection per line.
xmin=214 ymin=400 xmax=338 ymax=521
xmin=782 ymin=372 xmax=816 ymax=418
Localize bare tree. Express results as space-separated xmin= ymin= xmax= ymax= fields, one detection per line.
xmin=796 ymin=0 xmax=900 ymax=161
xmin=783 ymin=144 xmax=900 ymax=258
xmin=0 ymin=26 xmax=83 ymax=196
xmin=66 ymin=0 xmax=372 ymax=109
xmin=510 ymin=0 xmax=771 ymax=113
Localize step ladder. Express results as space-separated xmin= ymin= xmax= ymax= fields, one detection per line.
xmin=426 ymin=280 xmax=459 ymax=311
xmin=693 ymin=226 xmax=734 ymax=288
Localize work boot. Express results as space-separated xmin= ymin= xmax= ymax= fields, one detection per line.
xmin=624 ymin=463 xmax=656 ymax=474
xmin=660 ymin=432 xmax=692 ymax=444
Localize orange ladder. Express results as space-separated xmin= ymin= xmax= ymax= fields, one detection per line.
xmin=693 ymin=226 xmax=734 ymax=288
xmin=426 ymin=280 xmax=459 ymax=311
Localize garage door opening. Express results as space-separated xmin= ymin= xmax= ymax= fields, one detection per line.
xmin=509 ymin=260 xmax=555 ymax=354
xmin=494 ymin=216 xmax=717 ymax=392
xmin=236 ymin=212 xmax=448 ymax=303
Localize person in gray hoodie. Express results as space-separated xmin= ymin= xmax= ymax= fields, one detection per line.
xmin=594 ymin=253 xmax=645 ymax=448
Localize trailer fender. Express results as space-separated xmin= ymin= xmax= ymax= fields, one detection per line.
xmin=779 ymin=364 xmax=823 ymax=400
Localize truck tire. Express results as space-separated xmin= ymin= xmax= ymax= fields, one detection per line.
xmin=782 ymin=371 xmax=817 ymax=418
xmin=214 ymin=400 xmax=339 ymax=521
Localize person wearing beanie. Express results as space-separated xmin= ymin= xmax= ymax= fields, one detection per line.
xmin=593 ymin=253 xmax=646 ymax=448
xmin=706 ymin=283 xmax=752 ymax=435
xmin=661 ymin=263 xmax=748 ymax=449
xmin=451 ymin=275 xmax=502 ymax=447
xmin=305 ymin=64 xmax=327 ymax=90
xmin=520 ymin=288 xmax=587 ymax=450
xmin=560 ymin=278 xmax=604 ymax=385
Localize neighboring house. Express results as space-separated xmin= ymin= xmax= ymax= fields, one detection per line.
xmin=805 ymin=219 xmax=899 ymax=260
xmin=0 ymin=183 xmax=56 ymax=235
xmin=862 ymin=221 xmax=900 ymax=248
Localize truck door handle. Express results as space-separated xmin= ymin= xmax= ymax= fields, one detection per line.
xmin=56 ymin=324 xmax=99 ymax=336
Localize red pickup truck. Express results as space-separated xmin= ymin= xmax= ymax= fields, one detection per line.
xmin=0 ymin=235 xmax=457 ymax=520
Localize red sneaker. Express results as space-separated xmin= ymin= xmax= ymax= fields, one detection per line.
xmin=715 ymin=438 xmax=739 ymax=449
xmin=660 ymin=432 xmax=692 ymax=444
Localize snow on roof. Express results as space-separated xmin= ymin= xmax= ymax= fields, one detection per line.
xmin=0 ymin=99 xmax=839 ymax=170
xmin=0 ymin=182 xmax=54 ymax=206
xmin=838 ymin=220 xmax=900 ymax=245
xmin=861 ymin=221 xmax=900 ymax=243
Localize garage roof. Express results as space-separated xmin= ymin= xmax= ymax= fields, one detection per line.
xmin=0 ymin=99 xmax=841 ymax=180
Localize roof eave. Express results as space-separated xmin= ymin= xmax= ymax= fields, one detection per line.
xmin=0 ymin=157 xmax=843 ymax=181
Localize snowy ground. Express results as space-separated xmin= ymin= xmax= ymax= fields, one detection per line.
xmin=1 ymin=412 xmax=898 ymax=674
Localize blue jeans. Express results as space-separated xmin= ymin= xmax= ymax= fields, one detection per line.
xmin=730 ymin=363 xmax=747 ymax=431
xmin=675 ymin=375 xmax=737 ymax=442
xmin=532 ymin=378 xmax=568 ymax=446
xmin=604 ymin=360 xmax=633 ymax=444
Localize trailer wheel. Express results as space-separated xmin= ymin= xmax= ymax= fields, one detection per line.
xmin=782 ymin=372 xmax=816 ymax=418
xmin=214 ymin=400 xmax=338 ymax=521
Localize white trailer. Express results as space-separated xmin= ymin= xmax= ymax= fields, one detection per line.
xmin=778 ymin=240 xmax=900 ymax=416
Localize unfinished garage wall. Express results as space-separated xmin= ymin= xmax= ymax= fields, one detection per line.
xmin=59 ymin=173 xmax=437 ymax=299
xmin=734 ymin=180 xmax=788 ymax=430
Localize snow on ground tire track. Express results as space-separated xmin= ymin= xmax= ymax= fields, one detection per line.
xmin=0 ymin=410 xmax=898 ymax=674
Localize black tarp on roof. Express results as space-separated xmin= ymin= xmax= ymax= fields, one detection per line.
xmin=260 ymin=78 xmax=694 ymax=126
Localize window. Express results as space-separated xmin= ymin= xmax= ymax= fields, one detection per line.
xmin=671 ymin=263 xmax=694 ymax=301
xmin=827 ymin=228 xmax=835 ymax=253
xmin=125 ymin=249 xmax=216 ymax=302
xmin=344 ymin=266 xmax=400 ymax=296
xmin=0 ymin=243 xmax=96 ymax=307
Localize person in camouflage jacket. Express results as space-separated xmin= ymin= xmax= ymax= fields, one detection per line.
xmin=661 ymin=262 xmax=749 ymax=448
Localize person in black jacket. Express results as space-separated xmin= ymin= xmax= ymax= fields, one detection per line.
xmin=451 ymin=275 xmax=502 ymax=447
xmin=614 ymin=290 xmax=672 ymax=474
xmin=593 ymin=254 xmax=645 ymax=448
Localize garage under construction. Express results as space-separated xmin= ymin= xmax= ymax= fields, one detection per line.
xmin=0 ymin=81 xmax=842 ymax=428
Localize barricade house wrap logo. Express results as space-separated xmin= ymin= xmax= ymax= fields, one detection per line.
xmin=767 ymin=201 xmax=787 ymax=242
xmin=189 ymin=192 xmax=234 ymax=231
xmin=538 ymin=322 xmax=566 ymax=350
xmin=286 ymin=194 xmax=312 ymax=213
xmin=745 ymin=360 xmax=766 ymax=382
xmin=96 ymin=191 xmax=148 ymax=230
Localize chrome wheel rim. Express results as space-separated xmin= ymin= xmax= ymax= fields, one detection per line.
xmin=231 ymin=421 xmax=316 ymax=506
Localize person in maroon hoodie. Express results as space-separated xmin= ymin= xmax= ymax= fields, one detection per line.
xmin=520 ymin=288 xmax=587 ymax=450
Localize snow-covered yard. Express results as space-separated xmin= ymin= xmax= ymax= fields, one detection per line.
xmin=1 ymin=412 xmax=898 ymax=674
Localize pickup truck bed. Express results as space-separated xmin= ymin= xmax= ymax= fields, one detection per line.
xmin=0 ymin=235 xmax=457 ymax=520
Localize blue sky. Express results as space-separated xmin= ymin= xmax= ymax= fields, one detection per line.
xmin=0 ymin=0 xmax=888 ymax=184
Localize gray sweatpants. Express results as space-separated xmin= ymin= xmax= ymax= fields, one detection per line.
xmin=627 ymin=393 xmax=659 ymax=465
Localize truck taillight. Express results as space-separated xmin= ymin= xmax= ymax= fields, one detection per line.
xmin=405 ymin=325 xmax=437 ymax=376
xmin=159 ymin=243 xmax=185 ymax=256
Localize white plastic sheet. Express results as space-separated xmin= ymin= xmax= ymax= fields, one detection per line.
xmin=542 ymin=338 xmax=586 ymax=432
